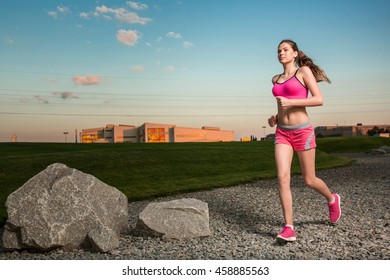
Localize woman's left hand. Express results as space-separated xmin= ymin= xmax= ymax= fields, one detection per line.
xmin=276 ymin=96 xmax=292 ymax=107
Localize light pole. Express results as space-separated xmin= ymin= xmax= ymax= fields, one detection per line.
xmin=63 ymin=132 xmax=69 ymax=143
xmin=262 ymin=126 xmax=266 ymax=139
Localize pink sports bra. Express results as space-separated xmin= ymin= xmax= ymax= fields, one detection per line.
xmin=272 ymin=69 xmax=308 ymax=99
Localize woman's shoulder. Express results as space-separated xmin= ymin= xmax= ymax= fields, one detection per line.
xmin=297 ymin=66 xmax=315 ymax=81
xmin=272 ymin=74 xmax=281 ymax=84
xmin=297 ymin=66 xmax=313 ymax=76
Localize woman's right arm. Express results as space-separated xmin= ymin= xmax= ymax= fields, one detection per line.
xmin=268 ymin=75 xmax=280 ymax=127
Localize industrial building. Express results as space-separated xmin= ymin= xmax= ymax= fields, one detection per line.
xmin=80 ymin=124 xmax=136 ymax=143
xmin=315 ymin=124 xmax=390 ymax=137
xmin=80 ymin=123 xmax=234 ymax=143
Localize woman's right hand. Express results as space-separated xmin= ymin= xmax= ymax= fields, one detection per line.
xmin=268 ymin=115 xmax=277 ymax=127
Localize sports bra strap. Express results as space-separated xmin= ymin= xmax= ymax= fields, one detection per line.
xmin=275 ymin=68 xmax=299 ymax=83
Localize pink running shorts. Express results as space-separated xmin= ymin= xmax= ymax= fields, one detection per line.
xmin=275 ymin=122 xmax=316 ymax=151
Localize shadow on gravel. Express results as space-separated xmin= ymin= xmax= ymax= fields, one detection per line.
xmin=0 ymin=227 xmax=4 ymax=252
xmin=295 ymin=220 xmax=327 ymax=226
xmin=274 ymin=240 xmax=291 ymax=246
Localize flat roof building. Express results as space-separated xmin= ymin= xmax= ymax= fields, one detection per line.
xmin=80 ymin=123 xmax=234 ymax=143
xmin=80 ymin=124 xmax=136 ymax=143
xmin=315 ymin=124 xmax=390 ymax=138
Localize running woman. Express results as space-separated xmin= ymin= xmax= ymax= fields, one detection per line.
xmin=268 ymin=39 xmax=341 ymax=242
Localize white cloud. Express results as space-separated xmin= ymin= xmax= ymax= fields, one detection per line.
xmin=95 ymin=5 xmax=151 ymax=25
xmin=127 ymin=1 xmax=148 ymax=10
xmin=48 ymin=6 xmax=71 ymax=19
xmin=96 ymin=5 xmax=109 ymax=13
xmin=47 ymin=11 xmax=58 ymax=19
xmin=167 ymin=32 xmax=182 ymax=39
xmin=57 ymin=6 xmax=71 ymax=14
xmin=72 ymin=75 xmax=102 ymax=86
xmin=164 ymin=65 xmax=175 ymax=73
xmin=132 ymin=65 xmax=145 ymax=72
xmin=146 ymin=42 xmax=152 ymax=47
xmin=183 ymin=41 xmax=194 ymax=48
xmin=166 ymin=32 xmax=194 ymax=48
xmin=80 ymin=12 xmax=90 ymax=19
xmin=117 ymin=29 xmax=139 ymax=46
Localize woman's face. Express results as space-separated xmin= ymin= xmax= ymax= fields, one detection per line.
xmin=277 ymin=42 xmax=298 ymax=64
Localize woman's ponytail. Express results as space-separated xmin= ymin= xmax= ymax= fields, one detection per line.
xmin=280 ymin=40 xmax=331 ymax=83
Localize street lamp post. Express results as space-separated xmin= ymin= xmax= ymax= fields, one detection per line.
xmin=262 ymin=126 xmax=266 ymax=139
xmin=63 ymin=132 xmax=69 ymax=143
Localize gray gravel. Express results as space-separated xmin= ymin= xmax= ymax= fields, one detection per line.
xmin=1 ymin=153 xmax=389 ymax=260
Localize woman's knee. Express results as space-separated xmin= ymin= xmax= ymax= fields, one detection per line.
xmin=278 ymin=173 xmax=291 ymax=186
xmin=303 ymin=176 xmax=318 ymax=189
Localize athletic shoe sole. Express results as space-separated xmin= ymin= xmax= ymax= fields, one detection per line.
xmin=276 ymin=235 xmax=296 ymax=242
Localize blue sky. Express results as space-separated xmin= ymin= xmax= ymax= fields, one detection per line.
xmin=1 ymin=0 xmax=389 ymax=142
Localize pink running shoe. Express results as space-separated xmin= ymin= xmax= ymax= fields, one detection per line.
xmin=276 ymin=226 xmax=296 ymax=242
xmin=328 ymin=194 xmax=341 ymax=223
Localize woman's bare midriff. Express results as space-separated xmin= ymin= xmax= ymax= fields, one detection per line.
xmin=277 ymin=104 xmax=309 ymax=126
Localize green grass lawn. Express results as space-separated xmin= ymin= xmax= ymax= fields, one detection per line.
xmin=0 ymin=137 xmax=388 ymax=224
xmin=317 ymin=136 xmax=389 ymax=153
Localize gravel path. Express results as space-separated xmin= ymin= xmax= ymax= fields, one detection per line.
xmin=1 ymin=153 xmax=389 ymax=260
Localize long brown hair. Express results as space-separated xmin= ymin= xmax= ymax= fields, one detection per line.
xmin=279 ymin=39 xmax=331 ymax=83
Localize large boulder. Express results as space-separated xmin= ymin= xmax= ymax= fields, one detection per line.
xmin=134 ymin=198 xmax=210 ymax=240
xmin=368 ymin=148 xmax=387 ymax=155
xmin=367 ymin=146 xmax=390 ymax=155
xmin=2 ymin=163 xmax=129 ymax=252
xmin=379 ymin=146 xmax=390 ymax=153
